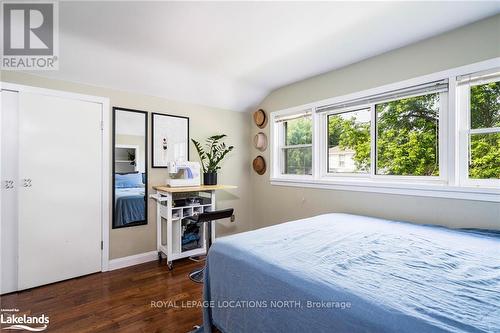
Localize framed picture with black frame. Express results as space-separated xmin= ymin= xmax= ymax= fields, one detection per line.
xmin=151 ymin=113 xmax=190 ymax=168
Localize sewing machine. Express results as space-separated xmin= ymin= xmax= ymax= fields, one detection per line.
xmin=166 ymin=161 xmax=201 ymax=187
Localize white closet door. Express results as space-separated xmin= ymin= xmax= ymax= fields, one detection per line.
xmin=1 ymin=90 xmax=19 ymax=294
xmin=18 ymin=92 xmax=103 ymax=290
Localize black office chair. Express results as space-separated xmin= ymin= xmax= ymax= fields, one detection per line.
xmin=184 ymin=208 xmax=234 ymax=283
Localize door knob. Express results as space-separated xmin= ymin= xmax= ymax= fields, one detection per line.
xmin=22 ymin=179 xmax=32 ymax=187
xmin=3 ymin=180 xmax=14 ymax=189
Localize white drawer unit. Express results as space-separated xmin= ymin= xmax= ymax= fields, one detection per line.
xmin=150 ymin=185 xmax=235 ymax=270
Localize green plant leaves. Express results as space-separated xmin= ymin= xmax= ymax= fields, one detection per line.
xmin=191 ymin=135 xmax=234 ymax=173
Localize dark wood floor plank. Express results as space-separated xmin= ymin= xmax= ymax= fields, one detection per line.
xmin=0 ymin=259 xmax=204 ymax=333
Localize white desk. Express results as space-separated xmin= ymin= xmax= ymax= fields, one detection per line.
xmin=151 ymin=185 xmax=236 ymax=269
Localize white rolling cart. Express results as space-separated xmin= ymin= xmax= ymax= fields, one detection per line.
xmin=150 ymin=185 xmax=236 ymax=270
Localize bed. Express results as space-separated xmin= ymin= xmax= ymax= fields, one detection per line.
xmin=115 ymin=187 xmax=145 ymax=226
xmin=198 ymin=213 xmax=500 ymax=333
xmin=114 ymin=173 xmax=145 ymax=226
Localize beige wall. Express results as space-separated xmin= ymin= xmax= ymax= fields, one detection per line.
xmin=2 ymin=15 xmax=499 ymax=262
xmin=1 ymin=71 xmax=253 ymax=259
xmin=251 ymin=15 xmax=500 ymax=230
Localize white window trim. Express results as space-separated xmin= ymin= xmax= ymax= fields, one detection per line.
xmin=457 ymin=73 xmax=500 ymax=189
xmin=270 ymin=57 xmax=500 ymax=203
xmin=271 ymin=107 xmax=315 ymax=179
xmin=320 ymin=105 xmax=372 ymax=179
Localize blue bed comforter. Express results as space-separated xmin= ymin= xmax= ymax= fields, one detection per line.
xmin=199 ymin=213 xmax=500 ymax=333
xmin=115 ymin=187 xmax=145 ymax=226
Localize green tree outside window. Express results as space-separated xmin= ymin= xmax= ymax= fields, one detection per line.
xmin=283 ymin=83 xmax=499 ymax=179
xmin=469 ymin=81 xmax=500 ymax=179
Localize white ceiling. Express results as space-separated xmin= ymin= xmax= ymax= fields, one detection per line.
xmin=36 ymin=1 xmax=500 ymax=112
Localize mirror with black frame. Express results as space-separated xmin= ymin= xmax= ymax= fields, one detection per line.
xmin=112 ymin=107 xmax=148 ymax=228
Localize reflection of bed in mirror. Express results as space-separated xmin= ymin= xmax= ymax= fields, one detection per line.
xmin=114 ymin=173 xmax=146 ymax=227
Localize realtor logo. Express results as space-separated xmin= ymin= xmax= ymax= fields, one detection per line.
xmin=1 ymin=1 xmax=59 ymax=70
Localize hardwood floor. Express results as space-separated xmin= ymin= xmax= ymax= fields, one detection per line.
xmin=0 ymin=259 xmax=205 ymax=333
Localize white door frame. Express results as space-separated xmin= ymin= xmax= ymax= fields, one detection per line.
xmin=0 ymin=81 xmax=111 ymax=272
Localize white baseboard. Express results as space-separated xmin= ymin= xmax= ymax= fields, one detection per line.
xmin=108 ymin=251 xmax=158 ymax=271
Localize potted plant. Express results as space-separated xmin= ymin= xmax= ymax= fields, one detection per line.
xmin=191 ymin=134 xmax=234 ymax=185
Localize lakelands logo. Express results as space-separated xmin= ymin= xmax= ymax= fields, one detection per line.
xmin=0 ymin=314 xmax=49 ymax=331
xmin=1 ymin=1 xmax=59 ymax=70
xmin=0 ymin=309 xmax=49 ymax=332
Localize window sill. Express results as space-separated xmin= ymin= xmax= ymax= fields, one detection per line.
xmin=270 ymin=177 xmax=500 ymax=202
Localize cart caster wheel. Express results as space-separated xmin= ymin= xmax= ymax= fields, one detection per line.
xmin=158 ymin=252 xmax=162 ymax=262
xmin=167 ymin=262 xmax=173 ymax=270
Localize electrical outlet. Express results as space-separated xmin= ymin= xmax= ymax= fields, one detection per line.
xmin=231 ymin=214 xmax=235 ymax=222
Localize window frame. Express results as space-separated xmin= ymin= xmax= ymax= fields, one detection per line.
xmin=269 ymin=58 xmax=500 ymax=202
xmin=271 ymin=107 xmax=314 ymax=180
xmin=372 ymin=90 xmax=448 ymax=181
xmin=457 ymin=74 xmax=500 ymax=188
xmin=319 ymin=91 xmax=448 ymax=182
xmin=323 ymin=105 xmax=372 ymax=178
xmin=320 ymin=92 xmax=448 ymax=184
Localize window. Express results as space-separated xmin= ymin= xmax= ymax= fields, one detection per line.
xmin=327 ymin=108 xmax=370 ymax=174
xmin=376 ymin=93 xmax=440 ymax=176
xmin=270 ymin=60 xmax=500 ymax=201
xmin=277 ymin=111 xmax=312 ymax=175
xmin=338 ymin=155 xmax=345 ymax=167
xmin=458 ymin=70 xmax=500 ymax=181
xmin=319 ymin=80 xmax=447 ymax=180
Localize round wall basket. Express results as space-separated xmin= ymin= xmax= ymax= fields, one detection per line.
xmin=252 ymin=156 xmax=266 ymax=175
xmin=253 ymin=132 xmax=268 ymax=151
xmin=253 ymin=109 xmax=267 ymax=129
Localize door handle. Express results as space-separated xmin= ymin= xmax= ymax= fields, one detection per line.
xmin=3 ymin=180 xmax=14 ymax=189
xmin=22 ymin=179 xmax=32 ymax=187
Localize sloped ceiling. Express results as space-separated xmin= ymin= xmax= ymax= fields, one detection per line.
xmin=34 ymin=1 xmax=500 ymax=111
